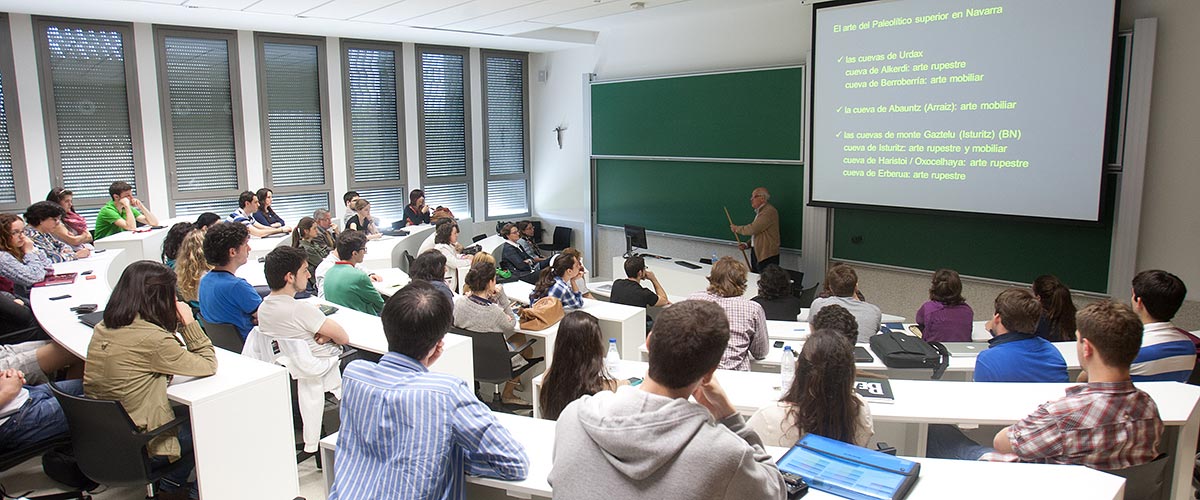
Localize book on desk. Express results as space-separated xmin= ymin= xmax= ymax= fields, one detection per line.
xmin=854 ymin=376 xmax=894 ymax=404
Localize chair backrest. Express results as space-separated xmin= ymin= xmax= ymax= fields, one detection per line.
xmin=403 ymin=251 xmax=415 ymax=271
xmin=197 ymin=313 xmax=246 ymax=352
xmin=48 ymin=382 xmax=154 ymax=486
xmin=552 ymin=226 xmax=572 ymax=247
xmin=798 ymin=282 xmax=820 ymax=309
xmin=449 ymin=326 xmax=517 ymax=384
xmin=472 ymin=233 xmax=487 ymax=243
xmin=1107 ymin=454 xmax=1168 ymax=500
xmin=530 ymin=221 xmax=544 ymax=242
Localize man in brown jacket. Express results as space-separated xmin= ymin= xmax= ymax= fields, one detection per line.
xmin=730 ymin=187 xmax=780 ymax=272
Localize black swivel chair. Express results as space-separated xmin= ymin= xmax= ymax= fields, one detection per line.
xmin=1109 ymin=454 xmax=1168 ymax=500
xmin=48 ymin=382 xmax=192 ymax=498
xmin=195 ymin=313 xmax=245 ymax=353
xmin=538 ymin=227 xmax=572 ymax=254
xmin=783 ymin=269 xmax=805 ymax=299
xmin=403 ymin=251 xmax=415 ymax=272
xmin=471 ymin=234 xmax=487 ymax=243
xmin=449 ymin=327 xmax=544 ymax=413
xmin=797 ymin=282 xmax=820 ymax=309
xmin=0 ymin=436 xmax=89 ymax=499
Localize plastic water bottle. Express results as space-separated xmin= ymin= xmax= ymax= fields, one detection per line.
xmin=711 ymin=251 xmax=718 ymax=265
xmin=606 ymin=339 xmax=620 ymax=373
xmin=780 ymin=345 xmax=795 ymax=392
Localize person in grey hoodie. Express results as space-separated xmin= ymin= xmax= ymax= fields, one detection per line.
xmin=549 ymin=300 xmax=786 ymax=500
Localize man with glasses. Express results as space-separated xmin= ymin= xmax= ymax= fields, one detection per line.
xmin=323 ymin=230 xmax=384 ymax=316
xmin=312 ymin=208 xmax=338 ymax=253
xmin=729 ymin=187 xmax=780 ymax=273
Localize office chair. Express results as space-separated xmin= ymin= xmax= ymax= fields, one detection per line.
xmin=537 ymin=227 xmax=572 ymax=254
xmin=195 ymin=313 xmax=245 ymax=353
xmin=783 ymin=269 xmax=805 ymax=299
xmin=449 ymin=327 xmax=543 ymax=413
xmin=1109 ymin=454 xmax=1168 ymax=500
xmin=797 ymin=282 xmax=820 ymax=309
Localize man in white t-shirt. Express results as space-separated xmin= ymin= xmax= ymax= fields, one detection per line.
xmin=259 ymin=246 xmax=350 ymax=358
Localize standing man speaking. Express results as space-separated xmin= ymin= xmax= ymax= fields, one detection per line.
xmin=729 ymin=187 xmax=780 ymax=273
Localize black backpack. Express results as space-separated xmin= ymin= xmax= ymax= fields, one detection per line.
xmin=868 ymin=329 xmax=950 ymax=380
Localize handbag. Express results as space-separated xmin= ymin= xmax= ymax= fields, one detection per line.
xmin=431 ymin=206 xmax=455 ymax=224
xmin=868 ymin=328 xmax=949 ymax=380
xmin=519 ymin=296 xmax=564 ymax=331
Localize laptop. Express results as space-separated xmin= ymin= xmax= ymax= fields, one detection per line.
xmin=944 ymin=342 xmax=990 ymax=358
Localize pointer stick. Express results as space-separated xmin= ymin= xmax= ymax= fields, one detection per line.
xmin=723 ymin=206 xmax=753 ymax=270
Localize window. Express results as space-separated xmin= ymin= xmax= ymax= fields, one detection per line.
xmin=35 ymin=18 xmax=146 ymax=211
xmin=0 ymin=15 xmax=27 ymax=212
xmin=481 ymin=50 xmax=529 ymax=219
xmin=155 ymin=27 xmax=244 ymax=217
xmin=342 ymin=41 xmax=404 ymax=225
xmin=416 ymin=45 xmax=471 ymax=219
xmin=256 ymin=34 xmax=331 ymax=210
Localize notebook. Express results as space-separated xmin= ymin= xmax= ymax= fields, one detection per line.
xmin=853 ymin=346 xmax=874 ymax=363
xmin=944 ymin=342 xmax=989 ymax=358
xmin=776 ymin=433 xmax=919 ymax=500
xmin=32 ymin=272 xmax=77 ymax=287
xmin=78 ymin=310 xmax=105 ymax=328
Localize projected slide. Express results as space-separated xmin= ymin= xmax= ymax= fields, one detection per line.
xmin=810 ymin=0 xmax=1116 ymax=221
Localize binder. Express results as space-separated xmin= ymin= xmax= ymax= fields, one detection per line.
xmin=776 ymin=433 xmax=919 ymax=500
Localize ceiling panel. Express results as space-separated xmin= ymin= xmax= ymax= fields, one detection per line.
xmin=132 ymin=0 xmax=189 ymax=5
xmin=351 ymin=0 xmax=472 ymax=23
xmin=481 ymin=20 xmax=554 ymax=36
xmin=182 ymin=0 xmax=261 ymax=9
xmin=246 ymin=0 xmax=333 ymax=15
xmin=535 ymin=0 xmax=688 ymax=25
xmin=297 ymin=0 xmax=399 ymax=20
xmin=443 ymin=0 xmax=613 ymax=32
xmin=403 ymin=0 xmax=540 ymax=28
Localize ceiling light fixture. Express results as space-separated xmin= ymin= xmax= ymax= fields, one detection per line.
xmin=630 ymin=2 xmax=645 ymax=10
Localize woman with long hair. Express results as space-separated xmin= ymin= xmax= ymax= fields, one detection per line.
xmin=1032 ymin=275 xmax=1077 ymax=342
xmin=747 ymin=328 xmax=874 ymax=447
xmin=45 ymin=188 xmax=92 ymax=248
xmin=0 ymin=214 xmax=51 ymax=299
xmin=432 ymin=221 xmax=470 ymax=291
xmin=291 ymin=216 xmax=327 ymax=281
xmin=161 ymin=221 xmax=195 ymax=268
xmin=402 ymin=188 xmax=431 ymax=226
xmin=252 ymin=187 xmax=287 ymax=229
xmin=454 ymin=262 xmax=534 ymax=405
xmin=751 ymin=264 xmax=801 ymax=321
xmin=344 ymin=198 xmax=380 ymax=239
xmin=914 ymin=269 xmax=973 ymax=342
xmin=174 ymin=230 xmax=210 ymax=303
xmin=84 ymin=260 xmax=217 ymax=496
xmin=193 ymin=212 xmax=220 ymax=232
xmin=529 ymin=253 xmax=584 ymax=309
xmin=538 ymin=311 xmax=624 ymax=420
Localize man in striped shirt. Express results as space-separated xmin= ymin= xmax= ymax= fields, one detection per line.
xmin=1128 ymin=269 xmax=1194 ymax=382
xmin=329 ymin=281 xmax=529 ymax=500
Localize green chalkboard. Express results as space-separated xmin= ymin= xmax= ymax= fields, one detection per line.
xmin=596 ymin=159 xmax=803 ymax=249
xmin=591 ymin=67 xmax=803 ymax=160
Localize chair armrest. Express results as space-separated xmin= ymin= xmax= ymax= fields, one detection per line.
xmin=338 ymin=346 xmax=359 ymax=361
xmin=142 ymin=413 xmax=191 ymax=439
xmin=507 ymin=338 xmax=538 ymax=355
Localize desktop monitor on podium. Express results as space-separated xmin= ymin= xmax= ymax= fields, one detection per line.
xmin=624 ymin=224 xmax=648 ymax=257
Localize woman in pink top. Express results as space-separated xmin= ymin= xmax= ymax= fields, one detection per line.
xmin=914 ymin=269 xmax=974 ymax=342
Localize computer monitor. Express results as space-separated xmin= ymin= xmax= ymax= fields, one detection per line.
xmin=624 ymin=224 xmax=648 ymax=257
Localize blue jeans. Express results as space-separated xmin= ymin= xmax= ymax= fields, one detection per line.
xmin=0 ymin=379 xmax=82 ymax=452
xmin=926 ymin=424 xmax=995 ymax=461
xmin=149 ymin=422 xmax=195 ymax=494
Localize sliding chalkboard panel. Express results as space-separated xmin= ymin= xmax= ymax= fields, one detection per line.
xmin=591 ymin=67 xmax=803 ymax=161
xmin=832 ymin=173 xmax=1117 ymax=292
xmin=596 ymin=159 xmax=803 ymax=249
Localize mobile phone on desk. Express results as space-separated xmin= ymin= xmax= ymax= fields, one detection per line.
xmin=627 ymin=377 xmax=643 ymax=386
xmin=93 ymin=248 xmax=107 ymax=253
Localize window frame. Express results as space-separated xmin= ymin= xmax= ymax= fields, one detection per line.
xmin=480 ymin=49 xmax=531 ymax=220
xmin=415 ymin=44 xmax=473 ymax=219
xmin=33 ymin=16 xmax=149 ymax=212
xmin=0 ymin=14 xmax=29 ymax=212
xmin=340 ymin=39 xmax=406 ymax=193
xmin=253 ymin=32 xmax=333 ymax=209
xmin=153 ymin=25 xmax=246 ymax=218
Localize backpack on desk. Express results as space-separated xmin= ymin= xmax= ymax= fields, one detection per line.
xmin=869 ymin=329 xmax=950 ymax=380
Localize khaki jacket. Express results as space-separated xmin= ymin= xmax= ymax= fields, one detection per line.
xmin=735 ymin=202 xmax=780 ymax=261
xmin=84 ymin=317 xmax=217 ymax=460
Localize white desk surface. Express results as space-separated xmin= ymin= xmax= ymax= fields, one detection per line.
xmin=370 ymin=267 xmax=411 ymax=296
xmin=362 ymin=224 xmax=436 ymax=271
xmin=92 ymin=217 xmax=186 ymax=272
xmin=30 ymin=248 xmax=300 ymax=499
xmin=247 ymin=234 xmax=290 ymax=259
xmin=475 ymin=234 xmax=507 ymax=257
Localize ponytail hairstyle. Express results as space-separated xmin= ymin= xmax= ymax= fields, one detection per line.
xmin=291 ymin=216 xmax=316 ymax=248
xmin=530 ymin=254 xmax=576 ymax=302
xmin=1032 ymin=275 xmax=1077 ymax=342
xmin=781 ymin=328 xmax=863 ymax=444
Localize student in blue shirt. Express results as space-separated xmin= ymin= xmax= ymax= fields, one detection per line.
xmin=330 ymin=281 xmax=528 ymax=500
xmin=975 ymin=288 xmax=1068 ymax=383
xmin=198 ymin=222 xmax=261 ymax=339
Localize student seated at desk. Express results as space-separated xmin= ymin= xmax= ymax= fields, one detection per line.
xmin=260 ymin=246 xmax=349 ymax=358
xmin=93 ymin=181 xmax=159 ymax=240
xmin=975 ymin=289 xmax=1068 ymax=383
xmin=465 ymin=252 xmax=514 ymax=312
xmin=192 ymin=212 xmax=220 ymax=232
xmin=498 ymin=223 xmax=540 ymax=284
xmin=1125 ymin=270 xmax=1195 ymax=383
xmin=291 ymin=217 xmax=328 ymax=287
xmin=324 ymin=231 xmax=384 ymax=316
xmin=173 ymin=230 xmax=209 ymax=305
xmin=251 ymin=188 xmax=289 ymax=230
xmin=411 ymin=250 xmax=454 ymax=302
xmin=313 ymin=241 xmax=381 ymax=297
xmin=611 ymin=255 xmax=670 ymax=310
xmin=748 ymin=328 xmax=874 ymax=448
xmin=330 ymin=281 xmax=528 ymax=499
xmin=86 ymin=261 xmax=217 ymax=498
xmin=432 ymin=220 xmax=471 ymax=290
xmin=0 ymin=214 xmax=51 ymax=301
xmin=455 ymin=262 xmax=535 ymax=406
xmin=550 ymin=300 xmax=785 ymax=499
xmin=23 ymin=202 xmax=89 ymax=264
xmin=0 ymin=341 xmax=84 ymax=454
xmin=751 ymin=264 xmax=801 ymax=321
xmin=687 ymin=257 xmax=769 ymax=371
xmin=515 ymin=221 xmax=547 ymax=263
xmin=311 ymin=209 xmax=338 ymax=254
xmin=539 ymin=311 xmax=627 ymax=421
xmin=402 ymin=188 xmax=432 ymax=227
xmin=343 ymin=199 xmax=380 ymax=240
xmin=198 ymin=222 xmax=261 ymax=339
xmin=160 ymin=222 xmax=194 ymax=268
xmin=928 ymin=300 xmax=1163 ymax=471
xmin=530 ymin=254 xmax=584 ymax=309
xmin=227 ymin=191 xmax=286 ymax=238
xmin=914 ymin=268 xmax=973 ymax=342
xmin=44 ymin=188 xmax=92 ymax=249
xmin=809 ymin=264 xmax=881 ymax=343
xmin=1032 ymin=274 xmax=1077 ymax=342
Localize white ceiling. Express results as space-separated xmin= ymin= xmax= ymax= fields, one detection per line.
xmin=0 ymin=0 xmax=732 ymax=51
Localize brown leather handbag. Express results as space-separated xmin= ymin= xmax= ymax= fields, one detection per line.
xmin=519 ymin=297 xmax=564 ymax=331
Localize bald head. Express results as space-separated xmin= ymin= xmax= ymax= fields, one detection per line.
xmin=751 ymin=187 xmax=770 ymax=209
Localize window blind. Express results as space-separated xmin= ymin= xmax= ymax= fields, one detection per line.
xmin=421 ymin=183 xmax=470 ymax=220
xmin=486 ymin=179 xmax=528 ymax=218
xmin=346 ymin=47 xmax=401 ymax=184
xmin=262 ymin=41 xmax=325 ymax=188
xmin=163 ymin=35 xmax=238 ymax=193
xmin=269 ymin=191 xmax=330 ymax=227
xmin=43 ymin=24 xmax=137 ymax=201
xmin=353 ymin=187 xmax=405 ymax=227
xmin=0 ymin=62 xmax=14 ymax=204
xmin=483 ymin=52 xmax=529 ymax=218
xmin=174 ymin=199 xmax=238 ymax=219
xmin=419 ymin=50 xmax=467 ymax=180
